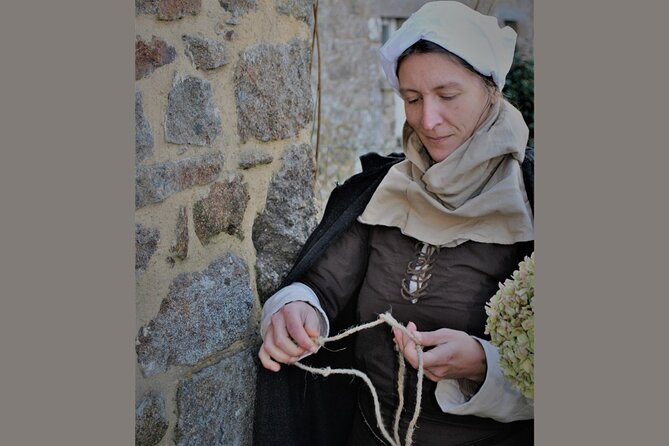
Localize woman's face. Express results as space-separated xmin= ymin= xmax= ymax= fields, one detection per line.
xmin=398 ymin=52 xmax=494 ymax=162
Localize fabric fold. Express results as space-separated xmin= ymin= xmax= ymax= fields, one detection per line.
xmin=358 ymin=99 xmax=533 ymax=247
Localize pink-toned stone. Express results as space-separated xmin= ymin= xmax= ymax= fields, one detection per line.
xmin=135 ymin=36 xmax=176 ymax=80
xmin=158 ymin=0 xmax=201 ymax=21
xmin=193 ymin=174 xmax=249 ymax=244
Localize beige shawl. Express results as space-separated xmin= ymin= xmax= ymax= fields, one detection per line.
xmin=358 ymin=99 xmax=534 ymax=247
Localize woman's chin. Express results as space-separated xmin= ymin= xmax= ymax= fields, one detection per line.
xmin=425 ymin=144 xmax=457 ymax=163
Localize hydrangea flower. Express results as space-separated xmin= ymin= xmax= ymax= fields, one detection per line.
xmin=485 ymin=252 xmax=534 ymax=400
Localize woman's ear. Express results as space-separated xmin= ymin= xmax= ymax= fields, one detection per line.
xmin=489 ymin=88 xmax=500 ymax=105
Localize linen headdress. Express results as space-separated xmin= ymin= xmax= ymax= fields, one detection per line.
xmin=379 ymin=1 xmax=517 ymax=92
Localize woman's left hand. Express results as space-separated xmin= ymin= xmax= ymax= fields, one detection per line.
xmin=392 ymin=322 xmax=487 ymax=383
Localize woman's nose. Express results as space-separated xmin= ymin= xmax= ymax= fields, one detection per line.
xmin=420 ymin=98 xmax=443 ymax=130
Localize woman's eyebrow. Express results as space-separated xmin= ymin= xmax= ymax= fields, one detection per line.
xmin=399 ymin=82 xmax=462 ymax=95
xmin=434 ymin=82 xmax=462 ymax=90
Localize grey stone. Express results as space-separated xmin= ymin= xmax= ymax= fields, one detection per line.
xmin=175 ymin=348 xmax=257 ymax=446
xmin=169 ymin=205 xmax=189 ymax=260
xmin=135 ymin=393 xmax=169 ymax=446
xmin=135 ymin=90 xmax=154 ymax=163
xmin=238 ymin=149 xmax=273 ymax=169
xmin=136 ymin=0 xmax=159 ymax=15
xmin=224 ymin=17 xmax=240 ymax=25
xmin=235 ymin=39 xmax=312 ymax=143
xmin=252 ymin=144 xmax=318 ymax=302
xmin=219 ymin=0 xmax=257 ymax=17
xmin=136 ymin=223 xmax=160 ymax=275
xmin=182 ymin=34 xmax=229 ymax=70
xmin=193 ymin=174 xmax=249 ymax=244
xmin=165 ymin=74 xmax=222 ymax=146
xmin=276 ymin=0 xmax=314 ymax=26
xmin=136 ymin=253 xmax=255 ymax=377
xmin=135 ymin=36 xmax=176 ymax=80
xmin=135 ymin=152 xmax=223 ymax=209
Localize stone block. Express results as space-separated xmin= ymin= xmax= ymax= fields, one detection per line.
xmin=235 ymin=39 xmax=312 ymax=143
xmin=135 ymin=90 xmax=154 ymax=163
xmin=277 ymin=0 xmax=314 ymax=26
xmin=182 ymin=34 xmax=229 ymax=70
xmin=135 ymin=36 xmax=176 ymax=80
xmin=238 ymin=149 xmax=273 ymax=169
xmin=165 ymin=74 xmax=222 ymax=146
xmin=158 ymin=0 xmax=201 ymax=21
xmin=252 ymin=144 xmax=318 ymax=302
xmin=136 ymin=253 xmax=255 ymax=376
xmin=135 ymin=152 xmax=223 ymax=209
xmin=169 ymin=205 xmax=189 ymax=260
xmin=136 ymin=223 xmax=160 ymax=275
xmin=219 ymin=0 xmax=257 ymax=17
xmin=136 ymin=0 xmax=159 ymax=15
xmin=193 ymin=173 xmax=249 ymax=244
xmin=175 ymin=348 xmax=257 ymax=446
xmin=135 ymin=393 xmax=169 ymax=446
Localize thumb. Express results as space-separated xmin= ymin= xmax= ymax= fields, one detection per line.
xmin=303 ymin=308 xmax=321 ymax=339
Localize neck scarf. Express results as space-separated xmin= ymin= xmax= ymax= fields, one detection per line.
xmin=358 ymin=99 xmax=534 ymax=247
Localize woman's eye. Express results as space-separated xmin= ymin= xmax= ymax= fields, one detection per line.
xmin=440 ymin=95 xmax=457 ymax=101
xmin=405 ymin=97 xmax=420 ymax=104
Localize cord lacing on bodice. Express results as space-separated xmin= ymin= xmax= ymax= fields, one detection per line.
xmin=400 ymin=242 xmax=440 ymax=304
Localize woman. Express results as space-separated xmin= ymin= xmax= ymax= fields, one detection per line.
xmin=256 ymin=2 xmax=534 ymax=445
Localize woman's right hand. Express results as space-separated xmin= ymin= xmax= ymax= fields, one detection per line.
xmin=258 ymin=301 xmax=321 ymax=372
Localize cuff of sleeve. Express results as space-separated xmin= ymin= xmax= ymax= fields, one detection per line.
xmin=260 ymin=282 xmax=330 ymax=340
xmin=434 ymin=337 xmax=533 ymax=422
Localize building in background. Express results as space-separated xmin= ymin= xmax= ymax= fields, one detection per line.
xmin=314 ymin=0 xmax=533 ymax=203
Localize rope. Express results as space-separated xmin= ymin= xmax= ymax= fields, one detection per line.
xmin=309 ymin=0 xmax=321 ymax=176
xmin=293 ymin=312 xmax=424 ymax=446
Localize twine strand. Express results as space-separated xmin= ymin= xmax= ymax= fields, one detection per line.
xmin=405 ymin=347 xmax=423 ymax=445
xmin=294 ymin=312 xmax=424 ymax=446
xmin=393 ymin=346 xmax=406 ymax=446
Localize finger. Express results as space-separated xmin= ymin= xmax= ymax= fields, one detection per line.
xmin=284 ymin=308 xmax=319 ymax=352
xmin=395 ymin=327 xmax=412 ymax=356
xmin=302 ymin=310 xmax=321 ymax=352
xmin=270 ymin=312 xmax=306 ymax=358
xmin=401 ymin=335 xmax=420 ymax=369
xmin=426 ymin=365 xmax=451 ymax=381
xmin=395 ymin=321 xmax=423 ymax=346
xmin=258 ymin=344 xmax=281 ymax=372
xmin=263 ymin=325 xmax=300 ymax=364
xmin=394 ymin=321 xmax=417 ymax=343
xmin=412 ymin=327 xmax=460 ymax=347
xmin=422 ymin=368 xmax=442 ymax=382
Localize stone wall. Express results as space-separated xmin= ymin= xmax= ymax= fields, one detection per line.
xmin=134 ymin=1 xmax=318 ymax=445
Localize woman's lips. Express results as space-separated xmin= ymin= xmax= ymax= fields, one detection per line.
xmin=425 ymin=135 xmax=451 ymax=142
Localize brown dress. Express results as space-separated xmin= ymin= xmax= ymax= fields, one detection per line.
xmin=300 ymin=221 xmax=534 ymax=446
